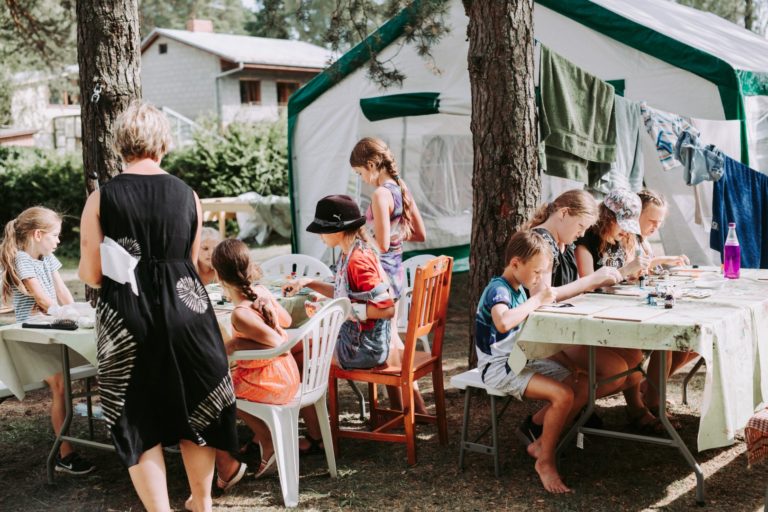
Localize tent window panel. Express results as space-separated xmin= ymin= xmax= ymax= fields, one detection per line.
xmin=277 ymin=81 xmax=300 ymax=106
xmin=240 ymin=80 xmax=261 ymax=105
xmin=419 ymin=135 xmax=473 ymax=216
xmin=746 ymin=96 xmax=768 ymax=173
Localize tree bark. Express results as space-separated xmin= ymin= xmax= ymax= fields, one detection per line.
xmin=463 ymin=0 xmax=539 ymax=366
xmin=76 ymin=0 xmax=142 ymax=302
xmin=76 ymin=0 xmax=142 ymax=191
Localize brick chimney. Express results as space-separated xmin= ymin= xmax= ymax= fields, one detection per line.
xmin=186 ymin=19 xmax=214 ymax=33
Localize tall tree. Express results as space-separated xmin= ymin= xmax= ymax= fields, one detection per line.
xmin=463 ymin=0 xmax=538 ymax=364
xmin=76 ymin=0 xmax=142 ymax=188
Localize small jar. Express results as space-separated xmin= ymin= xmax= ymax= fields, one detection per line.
xmin=664 ymin=293 xmax=675 ymax=309
xmin=639 ymin=275 xmax=646 ymax=289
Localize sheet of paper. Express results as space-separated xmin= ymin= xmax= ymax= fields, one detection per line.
xmin=538 ymin=302 xmax=611 ymax=316
xmin=593 ymin=306 xmax=668 ymax=322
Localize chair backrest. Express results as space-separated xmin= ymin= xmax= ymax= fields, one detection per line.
xmin=293 ymin=297 xmax=351 ymax=407
xmin=261 ymin=254 xmax=333 ymax=281
xmin=402 ymin=256 xmax=453 ymax=366
xmin=396 ymin=254 xmax=437 ymax=332
xmin=402 ymin=254 xmax=436 ymax=289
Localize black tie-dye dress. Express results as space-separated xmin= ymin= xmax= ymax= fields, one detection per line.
xmin=96 ymin=172 xmax=237 ymax=467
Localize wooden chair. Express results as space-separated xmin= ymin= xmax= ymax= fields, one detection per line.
xmin=396 ymin=254 xmax=436 ymax=353
xmin=328 ymin=255 xmax=453 ymax=465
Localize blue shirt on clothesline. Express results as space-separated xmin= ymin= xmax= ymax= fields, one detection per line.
xmin=710 ymin=156 xmax=768 ymax=269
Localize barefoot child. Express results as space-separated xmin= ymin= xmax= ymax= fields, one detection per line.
xmin=0 ymin=206 xmax=95 ymax=474
xmin=475 ymin=230 xmax=585 ymax=493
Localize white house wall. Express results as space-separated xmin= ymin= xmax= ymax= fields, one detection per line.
xmin=141 ymin=36 xmax=219 ymax=120
xmin=219 ymin=74 xmax=279 ymax=124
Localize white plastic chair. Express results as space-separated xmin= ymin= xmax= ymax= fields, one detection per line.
xmin=397 ymin=254 xmax=436 ymax=353
xmin=261 ymin=254 xmax=333 ymax=280
xmin=230 ymin=297 xmax=351 ymax=508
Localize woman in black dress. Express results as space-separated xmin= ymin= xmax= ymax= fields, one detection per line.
xmin=79 ymin=102 xmax=237 ymax=512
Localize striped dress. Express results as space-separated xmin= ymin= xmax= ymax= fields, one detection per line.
xmin=97 ymin=173 xmax=237 ymax=467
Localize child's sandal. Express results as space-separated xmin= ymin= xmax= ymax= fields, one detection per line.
xmin=299 ymin=434 xmax=324 ymax=456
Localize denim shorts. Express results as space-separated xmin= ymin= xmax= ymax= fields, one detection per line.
xmin=482 ymin=358 xmax=570 ymax=401
xmin=336 ymin=319 xmax=390 ymax=370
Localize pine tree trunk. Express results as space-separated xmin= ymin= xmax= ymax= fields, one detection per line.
xmin=463 ymin=0 xmax=539 ymax=366
xmin=76 ymin=0 xmax=142 ymax=191
xmin=76 ymin=0 xmax=142 ymax=302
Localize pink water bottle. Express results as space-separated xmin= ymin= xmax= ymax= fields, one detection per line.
xmin=723 ymin=222 xmax=740 ymax=279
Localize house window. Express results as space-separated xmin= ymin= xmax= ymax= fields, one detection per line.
xmin=159 ymin=43 xmax=167 ymax=54
xmin=277 ymin=81 xmax=299 ymax=105
xmin=240 ymin=80 xmax=261 ymax=105
xmin=49 ymin=79 xmax=80 ymax=106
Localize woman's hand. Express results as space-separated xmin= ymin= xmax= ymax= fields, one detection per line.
xmin=621 ymin=255 xmax=650 ymax=279
xmin=588 ymin=266 xmax=622 ymax=289
xmin=282 ymin=277 xmax=312 ymax=297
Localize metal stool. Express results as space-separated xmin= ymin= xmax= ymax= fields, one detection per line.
xmin=451 ymin=368 xmax=513 ymax=477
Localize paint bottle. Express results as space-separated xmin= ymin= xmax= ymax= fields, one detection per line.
xmin=664 ymin=293 xmax=675 ymax=309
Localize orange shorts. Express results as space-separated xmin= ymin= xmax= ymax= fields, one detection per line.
xmin=231 ymin=353 xmax=300 ymax=405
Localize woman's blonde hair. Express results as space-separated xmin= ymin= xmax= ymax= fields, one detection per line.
xmin=594 ymin=204 xmax=636 ymax=256
xmin=113 ymin=100 xmax=173 ymax=162
xmin=0 ymin=207 xmax=62 ymax=303
xmin=349 ymin=137 xmax=416 ymax=239
xmin=638 ymin=189 xmax=666 ymax=210
xmin=504 ymin=230 xmax=552 ymax=265
xmin=524 ymin=189 xmax=598 ymax=230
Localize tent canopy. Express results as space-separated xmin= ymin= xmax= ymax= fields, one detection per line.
xmin=288 ymin=0 xmax=768 ymax=268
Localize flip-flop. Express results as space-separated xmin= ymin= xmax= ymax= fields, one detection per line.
xmin=216 ymin=461 xmax=247 ymax=492
xmin=254 ymin=452 xmax=277 ymax=479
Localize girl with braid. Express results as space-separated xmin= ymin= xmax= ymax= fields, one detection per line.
xmin=211 ymin=239 xmax=300 ymax=488
xmin=349 ymin=137 xmax=428 ymax=413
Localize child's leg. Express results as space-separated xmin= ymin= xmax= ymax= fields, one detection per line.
xmin=239 ymin=411 xmax=274 ymax=462
xmin=644 ymin=351 xmax=699 ymax=410
xmin=44 ymin=373 xmax=73 ymax=457
xmin=552 ymin=346 xmax=629 ymax=397
xmin=523 ymin=374 xmax=574 ymax=494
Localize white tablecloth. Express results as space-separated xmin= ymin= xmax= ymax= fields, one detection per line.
xmin=517 ymin=269 xmax=768 ymax=452
xmin=0 ymin=324 xmax=95 ymax=400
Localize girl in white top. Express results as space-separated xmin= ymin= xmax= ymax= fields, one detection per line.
xmin=0 ymin=207 xmax=94 ymax=474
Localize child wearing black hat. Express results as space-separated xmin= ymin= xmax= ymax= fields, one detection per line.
xmin=283 ymin=194 xmax=395 ymax=370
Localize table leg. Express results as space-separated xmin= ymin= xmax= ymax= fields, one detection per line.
xmin=655 ymin=351 xmax=705 ymax=505
xmin=46 ymin=345 xmax=74 ymax=484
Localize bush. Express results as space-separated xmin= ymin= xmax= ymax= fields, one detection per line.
xmin=165 ymin=118 xmax=288 ymax=198
xmin=0 ymin=146 xmax=86 ymax=252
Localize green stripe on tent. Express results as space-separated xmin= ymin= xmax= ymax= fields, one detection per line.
xmin=286 ymin=2 xmax=423 ymax=252
xmin=360 ymin=92 xmax=441 ymax=121
xmin=606 ymin=79 xmax=624 ymax=97
xmin=538 ymin=0 xmax=750 ymax=165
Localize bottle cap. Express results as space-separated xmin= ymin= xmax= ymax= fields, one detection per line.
xmin=728 ymin=222 xmax=736 ymax=227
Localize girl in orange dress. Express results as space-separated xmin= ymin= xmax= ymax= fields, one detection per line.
xmin=212 ymin=239 xmax=300 ymax=490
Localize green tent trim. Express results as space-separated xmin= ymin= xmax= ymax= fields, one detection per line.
xmin=537 ymin=0 xmax=750 ymax=165
xmin=403 ymin=244 xmax=470 ymax=273
xmin=286 ymin=2 xmax=423 ymax=252
xmin=360 ymin=92 xmax=441 ymax=121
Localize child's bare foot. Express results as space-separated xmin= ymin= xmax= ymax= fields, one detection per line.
xmin=526 ymin=439 xmax=542 ymax=459
xmin=534 ymin=458 xmax=573 ymax=494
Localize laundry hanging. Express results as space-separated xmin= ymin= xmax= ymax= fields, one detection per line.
xmin=710 ymin=156 xmax=768 ymax=269
xmin=591 ymin=95 xmax=644 ymax=196
xmin=674 ymin=130 xmax=725 ymax=186
xmin=539 ymin=46 xmax=616 ymax=186
xmin=641 ymin=102 xmax=699 ymax=171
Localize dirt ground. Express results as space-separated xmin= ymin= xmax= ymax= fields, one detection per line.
xmin=1 ymin=259 xmax=766 ymax=511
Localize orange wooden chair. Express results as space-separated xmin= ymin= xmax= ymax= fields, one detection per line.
xmin=328 ymin=255 xmax=453 ymax=465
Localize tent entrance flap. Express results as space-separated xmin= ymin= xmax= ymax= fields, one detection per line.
xmin=360 ymin=92 xmax=441 ymax=122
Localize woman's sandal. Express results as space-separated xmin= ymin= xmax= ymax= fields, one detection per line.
xmin=299 ymin=434 xmax=324 ymax=456
xmin=254 ymin=451 xmax=277 ymax=479
xmin=216 ymin=461 xmax=247 ymax=492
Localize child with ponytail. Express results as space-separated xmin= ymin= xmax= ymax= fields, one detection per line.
xmin=0 ymin=206 xmax=94 ymax=474
xmin=349 ymin=137 xmax=427 ymax=413
xmin=211 ymin=239 xmax=300 ymax=488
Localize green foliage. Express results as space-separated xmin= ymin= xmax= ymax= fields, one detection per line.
xmin=0 ymin=146 xmax=85 ymax=247
xmin=164 ymin=118 xmax=289 ymax=199
xmin=139 ymin=0 xmax=250 ymax=36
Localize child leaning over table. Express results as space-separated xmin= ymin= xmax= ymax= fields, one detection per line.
xmin=475 ymin=230 xmax=587 ymax=494
xmin=0 ymin=206 xmax=95 ymax=475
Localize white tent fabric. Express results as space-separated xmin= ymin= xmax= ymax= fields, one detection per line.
xmin=290 ymin=0 xmax=768 ymax=267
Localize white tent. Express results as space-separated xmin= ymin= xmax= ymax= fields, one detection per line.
xmin=288 ymin=0 xmax=768 ymax=268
